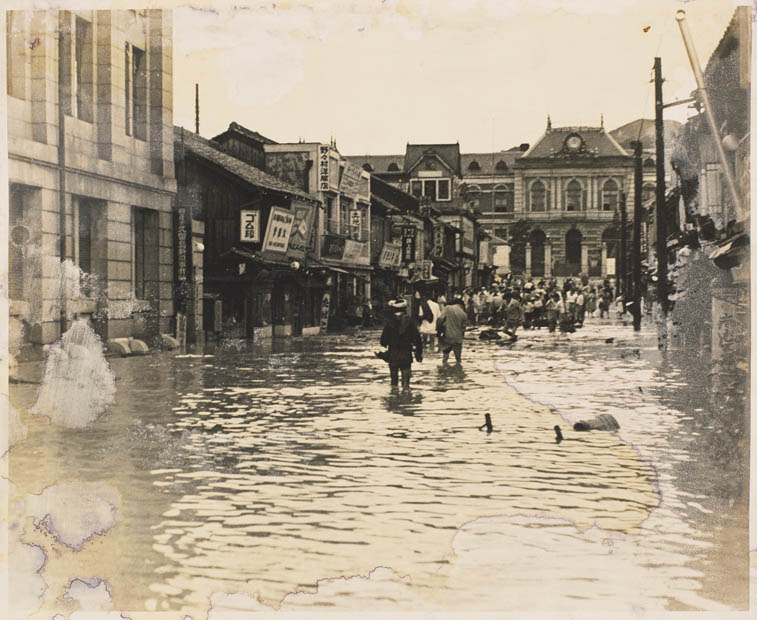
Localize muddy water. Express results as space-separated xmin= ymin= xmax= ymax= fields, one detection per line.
xmin=8 ymin=320 xmax=748 ymax=615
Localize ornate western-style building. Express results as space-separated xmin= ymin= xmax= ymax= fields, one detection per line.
xmin=347 ymin=118 xmax=674 ymax=283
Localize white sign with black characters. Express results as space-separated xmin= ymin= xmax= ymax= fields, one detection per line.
xmin=262 ymin=207 xmax=295 ymax=253
xmin=319 ymin=145 xmax=330 ymax=192
xmin=240 ymin=210 xmax=260 ymax=243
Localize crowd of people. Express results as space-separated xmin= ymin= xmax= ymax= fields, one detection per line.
xmin=376 ymin=276 xmax=619 ymax=389
xmin=454 ymin=276 xmax=617 ymax=337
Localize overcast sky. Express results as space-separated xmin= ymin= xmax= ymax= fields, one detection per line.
xmin=169 ymin=0 xmax=745 ymax=155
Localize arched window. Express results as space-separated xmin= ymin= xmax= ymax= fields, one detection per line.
xmin=468 ymin=160 xmax=481 ymax=172
xmin=565 ymin=179 xmax=583 ymax=211
xmin=530 ymin=180 xmax=549 ymax=212
xmin=601 ymin=179 xmax=619 ymax=211
xmin=362 ymin=163 xmax=374 ymax=172
xmin=644 ymin=157 xmax=655 ymax=168
xmin=387 ymin=162 xmax=400 ymax=172
xmin=494 ymin=184 xmax=514 ymax=213
xmin=495 ymin=160 xmax=508 ymax=172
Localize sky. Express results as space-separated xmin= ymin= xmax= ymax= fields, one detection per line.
xmin=171 ymin=0 xmax=748 ymax=155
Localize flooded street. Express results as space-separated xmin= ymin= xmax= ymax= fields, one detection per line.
xmin=8 ymin=318 xmax=748 ymax=616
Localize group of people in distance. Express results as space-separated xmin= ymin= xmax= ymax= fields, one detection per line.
xmin=460 ymin=276 xmax=616 ymax=335
xmin=376 ymin=275 xmax=619 ymax=389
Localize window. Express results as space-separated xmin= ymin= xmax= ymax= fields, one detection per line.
xmin=9 ymin=186 xmax=28 ymax=300
xmin=495 ymin=160 xmax=508 ymax=172
xmin=468 ymin=160 xmax=481 ymax=172
xmin=131 ymin=45 xmax=147 ymax=140
xmin=6 ymin=11 xmax=26 ymax=99
xmin=74 ymin=17 xmax=93 ymax=122
xmin=362 ymin=163 xmax=374 ymax=172
xmin=529 ymin=180 xmax=549 ymax=212
xmin=423 ymin=180 xmax=437 ymax=201
xmin=410 ymin=178 xmax=450 ymax=201
xmin=133 ymin=207 xmax=158 ymax=300
xmin=494 ymin=185 xmax=514 ymax=213
xmin=466 ymin=186 xmax=480 ymax=209
xmin=565 ymin=179 xmax=583 ymax=211
xmin=602 ymin=179 xmax=619 ymax=211
xmin=387 ymin=163 xmax=400 ymax=172
xmin=326 ymin=197 xmax=338 ymax=233
xmin=340 ymin=199 xmax=352 ymax=235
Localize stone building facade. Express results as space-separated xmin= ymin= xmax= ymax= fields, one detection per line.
xmin=7 ymin=9 xmax=176 ymax=356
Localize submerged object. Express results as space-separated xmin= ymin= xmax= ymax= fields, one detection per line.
xmin=573 ymin=413 xmax=620 ymax=432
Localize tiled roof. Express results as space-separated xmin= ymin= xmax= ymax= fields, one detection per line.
xmin=212 ymin=122 xmax=277 ymax=145
xmin=405 ymin=143 xmax=461 ymax=175
xmin=174 ymin=126 xmax=316 ymax=201
xmin=343 ymin=154 xmax=405 ymax=173
xmin=521 ymin=126 xmax=629 ymax=159
xmin=461 ymin=151 xmax=521 ymax=176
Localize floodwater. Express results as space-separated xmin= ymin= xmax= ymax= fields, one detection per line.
xmin=8 ymin=317 xmax=749 ymax=616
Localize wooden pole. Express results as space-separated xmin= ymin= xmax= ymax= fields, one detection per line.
xmin=654 ymin=58 xmax=668 ymax=316
xmin=631 ymin=140 xmax=643 ymax=331
xmin=619 ymin=191 xmax=627 ymax=311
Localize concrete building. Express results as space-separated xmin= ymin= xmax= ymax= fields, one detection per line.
xmin=8 ymin=9 xmax=176 ymax=357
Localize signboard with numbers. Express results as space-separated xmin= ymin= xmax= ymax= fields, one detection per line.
xmin=378 ymin=242 xmax=402 ymax=268
xmin=240 ymin=210 xmax=261 ymax=243
xmin=262 ymin=207 xmax=294 ymax=253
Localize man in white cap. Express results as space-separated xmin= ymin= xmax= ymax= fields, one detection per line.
xmin=379 ymin=298 xmax=423 ymax=389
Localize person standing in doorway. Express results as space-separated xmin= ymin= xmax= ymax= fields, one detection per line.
xmin=437 ymin=297 xmax=468 ymax=365
xmin=379 ymin=298 xmax=423 ymax=389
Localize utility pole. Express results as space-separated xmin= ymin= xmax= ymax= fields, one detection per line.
xmin=654 ymin=57 xmax=668 ymax=317
xmin=195 ymin=83 xmax=200 ymax=134
xmin=631 ymin=140 xmax=643 ymax=331
xmin=619 ymin=191 xmax=627 ymax=311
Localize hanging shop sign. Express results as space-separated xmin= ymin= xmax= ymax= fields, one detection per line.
xmin=349 ymin=208 xmax=363 ymax=240
xmin=433 ymin=224 xmax=444 ymax=257
xmin=319 ymin=145 xmax=330 ymax=191
xmin=320 ymin=292 xmax=331 ymax=331
xmin=401 ymin=225 xmax=417 ymax=263
xmin=322 ymin=234 xmax=346 ymax=260
xmin=286 ymin=202 xmax=314 ymax=259
xmin=421 ymin=260 xmax=433 ymax=280
xmin=343 ymin=239 xmax=370 ymax=265
xmin=339 ymin=161 xmax=364 ymax=199
xmin=240 ymin=209 xmax=261 ymax=243
xmin=378 ymin=242 xmax=402 ymax=268
xmin=262 ymin=207 xmax=294 ymax=254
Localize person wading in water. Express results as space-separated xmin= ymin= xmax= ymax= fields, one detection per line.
xmin=379 ymin=298 xmax=423 ymax=389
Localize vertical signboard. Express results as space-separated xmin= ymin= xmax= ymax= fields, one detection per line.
xmin=240 ymin=210 xmax=261 ymax=243
xmin=319 ymin=145 xmax=330 ymax=191
xmin=262 ymin=207 xmax=295 ymax=254
xmin=401 ymin=225 xmax=417 ymax=263
xmin=433 ymin=224 xmax=444 ymax=257
xmin=349 ymin=208 xmax=362 ymax=240
xmin=286 ymin=202 xmax=314 ymax=259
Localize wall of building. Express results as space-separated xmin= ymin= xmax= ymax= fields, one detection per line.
xmin=7 ymin=9 xmax=176 ymax=350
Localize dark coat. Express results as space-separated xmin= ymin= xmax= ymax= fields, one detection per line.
xmin=380 ymin=315 xmax=423 ymax=367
